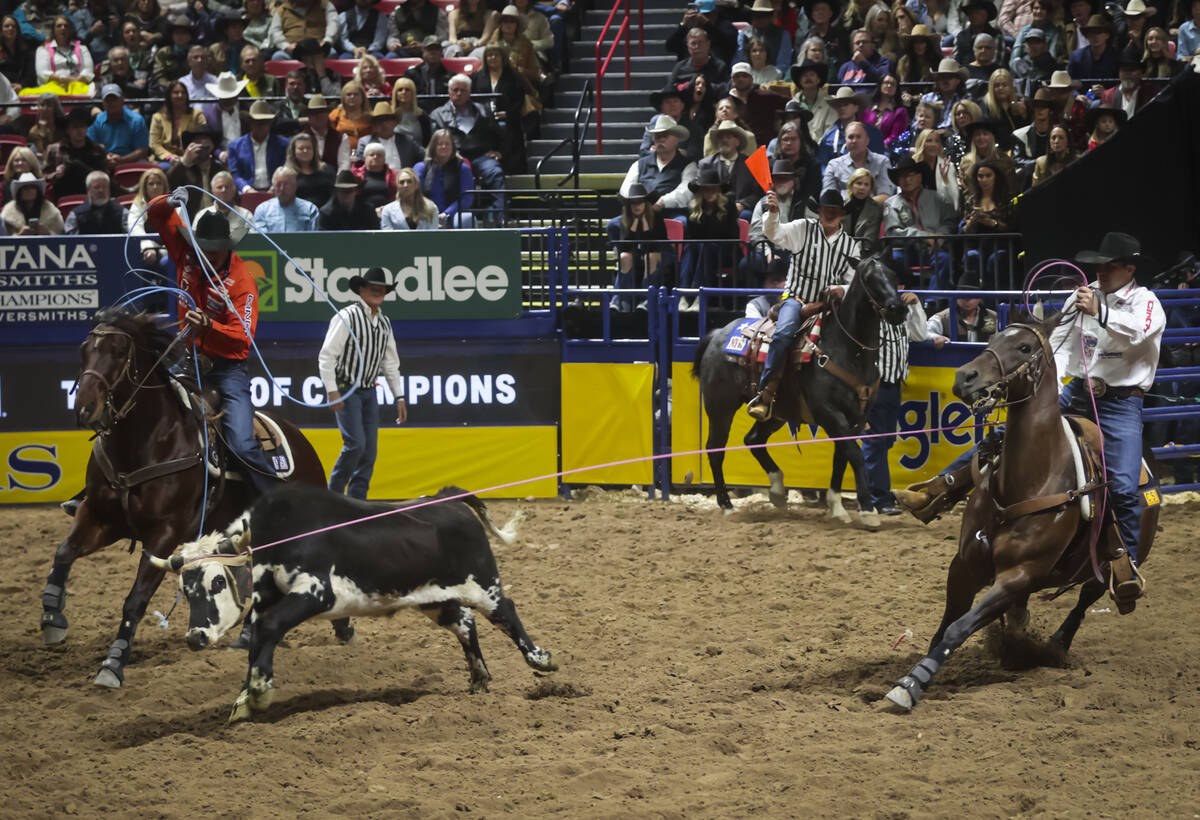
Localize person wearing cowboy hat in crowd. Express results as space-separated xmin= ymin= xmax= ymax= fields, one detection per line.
xmin=148 ymin=188 xmax=284 ymax=499
xmin=355 ymin=101 xmax=422 ymax=170
xmin=953 ymin=0 xmax=1004 ymax=67
xmin=1010 ymin=26 xmax=1059 ymax=86
xmin=920 ymin=57 xmax=968 ymax=127
xmin=1115 ymin=0 xmax=1154 ymax=52
xmin=336 ymin=0 xmax=390 ymax=58
xmin=735 ymin=0 xmax=793 ymax=73
xmin=388 ymin=0 xmax=448 ymax=57
xmin=610 ymin=183 xmax=670 ymax=312
xmin=815 ymin=85 xmax=886 ymax=169
xmin=1084 ymin=103 xmax=1124 ymax=149
xmin=305 ymin=92 xmax=352 ymax=170
xmin=746 ymin=187 xmax=863 ymax=418
xmin=228 ymin=99 xmax=289 ymax=193
xmin=883 ymin=154 xmax=956 ymax=287
xmin=1011 ymin=86 xmax=1059 ymax=166
xmin=1010 ymin=0 xmax=1067 ymax=67
xmin=1043 ymin=67 xmax=1090 ymax=145
xmin=319 ymin=169 xmax=380 ymax=230
xmin=1099 ymin=42 xmax=1155 ymax=115
xmin=253 ymin=165 xmax=320 ymax=231
xmin=166 ymin=127 xmax=228 ymax=213
xmin=678 ymin=165 xmax=740 ymax=312
xmin=766 ymin=102 xmax=817 ymax=167
xmin=210 ymin=12 xmax=251 ymax=76
xmin=43 ymin=106 xmax=107 ymax=198
xmin=1068 ymin=12 xmax=1120 ymax=82
xmin=745 ymin=158 xmax=803 ymax=277
xmin=180 ymin=44 xmax=219 ymax=101
xmin=640 ymin=82 xmax=689 ymax=156
xmin=610 ymin=114 xmax=697 ymax=240
xmin=801 ymin=0 xmax=850 ymax=69
xmin=318 ymin=266 xmax=407 ymax=501
xmin=699 ymin=119 xmax=763 ymax=220
xmin=665 ymin=0 xmax=739 ymax=65
xmin=294 ymin=36 xmax=343 ymax=97
xmin=268 ymin=0 xmax=339 ymax=61
xmin=667 ymin=26 xmax=730 ymax=89
xmin=201 ymin=71 xmax=250 ymax=151
xmin=790 ymin=59 xmax=838 ymax=144
xmin=896 ymin=23 xmax=942 ymax=87
xmin=151 ymin=15 xmax=194 ymax=93
xmin=821 ymin=120 xmax=896 ymax=200
xmin=727 ymin=61 xmax=787 ymax=147
xmin=238 ymin=43 xmax=280 ymax=98
xmin=1 ymin=172 xmax=64 ymax=235
xmin=837 ymin=27 xmax=893 ymax=84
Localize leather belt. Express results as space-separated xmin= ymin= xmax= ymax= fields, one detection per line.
xmin=1100 ymin=386 xmax=1144 ymax=400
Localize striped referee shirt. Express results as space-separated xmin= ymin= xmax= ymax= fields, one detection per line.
xmin=877 ymin=300 xmax=929 ymax=384
xmin=317 ymin=299 xmax=404 ymax=399
xmin=763 ymin=211 xmax=862 ymax=303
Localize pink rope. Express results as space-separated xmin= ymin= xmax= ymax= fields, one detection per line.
xmin=235 ymin=421 xmax=990 ymax=557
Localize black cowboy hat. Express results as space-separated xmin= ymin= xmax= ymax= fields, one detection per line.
xmin=294 ymin=38 xmax=327 ymax=59
xmin=193 ymin=210 xmax=237 ymax=252
xmin=1084 ymin=105 xmax=1127 ymax=132
xmin=1116 ymin=43 xmax=1144 ymax=69
xmin=182 ymin=126 xmax=219 ymax=145
xmin=688 ymin=165 xmax=724 ymax=192
xmin=801 ymin=0 xmax=841 ymax=18
xmin=1075 ymin=231 xmax=1141 ymax=264
xmin=649 ymin=82 xmax=686 ymax=109
xmin=621 ymin=182 xmax=650 ymax=202
xmin=65 ymin=106 xmax=93 ymax=127
xmin=790 ymin=59 xmax=828 ymax=86
xmin=333 ymin=169 xmax=363 ymax=189
xmin=816 ymin=189 xmax=846 ymax=211
xmin=349 ymin=267 xmax=397 ymax=294
xmin=778 ymin=99 xmax=815 ymax=123
xmin=770 ymin=158 xmax=797 ymax=177
xmin=961 ymin=118 xmax=1013 ymax=149
xmin=888 ymin=154 xmax=924 ymax=185
xmin=962 ymin=0 xmax=998 ymax=19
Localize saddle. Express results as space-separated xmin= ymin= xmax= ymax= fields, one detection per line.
xmin=168 ymin=378 xmax=296 ymax=481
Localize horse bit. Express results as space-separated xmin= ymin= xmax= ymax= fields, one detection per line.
xmin=970 ymin=322 xmax=1052 ymax=415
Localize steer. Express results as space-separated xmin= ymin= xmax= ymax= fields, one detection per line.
xmin=150 ymin=484 xmax=557 ymax=722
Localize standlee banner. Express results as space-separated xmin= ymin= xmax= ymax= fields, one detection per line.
xmin=0 ymin=340 xmax=560 ymax=431
xmin=0 ymin=230 xmax=522 ymax=337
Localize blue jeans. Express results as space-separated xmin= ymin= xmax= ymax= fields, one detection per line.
xmin=329 ymin=385 xmax=381 ymax=500
xmin=469 ymin=154 xmax=506 ymax=220
xmin=207 ymin=358 xmax=280 ymax=496
xmin=1059 ymin=379 xmax=1145 ymax=561
xmin=759 ymin=297 xmax=803 ymax=388
xmin=862 ymin=380 xmax=902 ymax=510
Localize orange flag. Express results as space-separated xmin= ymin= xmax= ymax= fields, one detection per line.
xmin=745 ymin=145 xmax=771 ymax=194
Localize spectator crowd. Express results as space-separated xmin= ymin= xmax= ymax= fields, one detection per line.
xmin=612 ymin=0 xmax=1196 ymax=303
xmin=0 ymin=0 xmax=577 ymax=237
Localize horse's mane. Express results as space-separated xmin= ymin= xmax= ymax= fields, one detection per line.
xmin=92 ymin=306 xmax=183 ymax=373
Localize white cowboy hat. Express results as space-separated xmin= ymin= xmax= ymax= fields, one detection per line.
xmin=827 ymin=84 xmax=867 ymax=108
xmin=646 ymin=113 xmax=689 ymax=141
xmin=206 ymin=71 xmax=249 ymax=100
xmin=932 ymin=57 xmax=969 ymax=80
xmin=1047 ymin=69 xmax=1081 ymax=89
xmin=13 ymin=171 xmax=45 ymax=193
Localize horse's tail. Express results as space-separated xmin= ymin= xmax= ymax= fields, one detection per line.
xmin=692 ymin=330 xmax=715 ymax=379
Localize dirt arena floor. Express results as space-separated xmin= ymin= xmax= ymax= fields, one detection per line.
xmin=2 ymin=492 xmax=1199 ymax=819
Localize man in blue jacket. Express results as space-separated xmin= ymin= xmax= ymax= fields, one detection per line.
xmin=227 ymin=100 xmax=290 ymax=193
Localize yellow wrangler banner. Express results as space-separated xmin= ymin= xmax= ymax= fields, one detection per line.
xmin=0 ymin=427 xmax=558 ymax=504
xmin=670 ymin=363 xmax=989 ymax=490
xmin=560 ymin=363 xmax=655 ymax=485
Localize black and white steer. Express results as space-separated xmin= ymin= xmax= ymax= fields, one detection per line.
xmin=151 ymin=485 xmax=557 ymax=722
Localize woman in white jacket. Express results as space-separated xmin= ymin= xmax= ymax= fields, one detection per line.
xmin=379 ymin=167 xmax=438 ymax=231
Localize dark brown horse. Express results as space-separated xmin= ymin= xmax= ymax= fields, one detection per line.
xmin=885 ymin=316 xmax=1160 ymax=710
xmin=41 ymin=308 xmax=328 ymax=688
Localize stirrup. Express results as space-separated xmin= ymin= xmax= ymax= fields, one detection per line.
xmin=747 ymin=393 xmax=774 ymax=421
xmin=1108 ymin=551 xmax=1145 ymax=615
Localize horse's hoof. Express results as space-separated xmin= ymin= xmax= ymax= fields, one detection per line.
xmin=858 ymin=511 xmax=881 ymax=530
xmin=93 ymin=667 xmax=122 ymax=689
xmin=722 ymin=507 xmax=736 ymax=516
xmin=229 ymin=690 xmax=253 ymax=723
xmin=769 ymin=490 xmax=787 ymax=509
xmin=42 ymin=624 xmax=68 ymax=645
xmin=884 ymin=685 xmax=915 ymax=711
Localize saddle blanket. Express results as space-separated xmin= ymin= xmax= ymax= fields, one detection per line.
xmin=168 ymin=379 xmax=296 ymax=480
xmin=723 ymin=315 xmax=823 ymax=365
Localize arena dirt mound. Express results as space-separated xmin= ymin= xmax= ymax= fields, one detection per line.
xmin=525 ymin=679 xmax=592 ymax=700
xmin=984 ymin=621 xmax=1071 ymax=670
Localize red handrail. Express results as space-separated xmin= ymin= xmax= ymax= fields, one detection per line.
xmin=594 ymin=0 xmax=631 ymax=154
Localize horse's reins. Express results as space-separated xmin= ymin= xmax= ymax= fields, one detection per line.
xmin=78 ymin=325 xmax=191 ymax=434
xmin=968 ymin=322 xmax=1053 ymax=415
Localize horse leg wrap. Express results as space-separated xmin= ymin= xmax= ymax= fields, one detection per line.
xmin=42 ymin=583 xmax=65 ymax=613
xmin=100 ymin=639 xmax=129 ymax=679
xmin=894 ymin=656 xmax=942 ymax=705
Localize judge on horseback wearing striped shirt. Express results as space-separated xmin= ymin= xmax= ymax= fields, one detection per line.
xmin=747 ymin=188 xmax=864 ymax=420
xmin=317 ymin=267 xmax=407 ymax=500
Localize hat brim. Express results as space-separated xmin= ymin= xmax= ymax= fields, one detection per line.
xmin=649 ymin=90 xmax=685 ymax=108
xmin=648 ymin=125 xmax=689 ymax=141
xmin=206 ymin=79 xmax=249 ymax=99
xmin=196 ymin=235 xmax=237 ymax=252
xmin=1074 ymin=249 xmax=1139 ymax=264
xmin=778 ymin=106 xmax=814 ymax=122
xmin=789 ymin=64 xmax=828 ymax=85
xmin=349 ymin=276 xmax=397 ymax=293
xmin=688 ymin=180 xmax=723 ymax=192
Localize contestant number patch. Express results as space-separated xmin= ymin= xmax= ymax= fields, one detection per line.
xmin=1142 ymin=488 xmax=1160 ymax=506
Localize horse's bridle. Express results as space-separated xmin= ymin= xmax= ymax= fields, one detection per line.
xmin=969 ymin=322 xmax=1054 ymax=415
xmin=78 ymin=325 xmax=184 ymax=434
xmin=827 ymin=258 xmax=889 ymax=352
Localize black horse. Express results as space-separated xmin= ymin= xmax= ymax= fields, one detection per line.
xmin=691 ymin=254 xmax=909 ymax=523
xmin=43 ymin=308 xmax=331 ymax=688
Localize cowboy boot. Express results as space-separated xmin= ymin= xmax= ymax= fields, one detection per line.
xmin=895 ymin=462 xmax=976 ymax=524
xmin=1108 ymin=549 xmax=1145 ymax=615
xmin=747 ymin=372 xmax=782 ymax=421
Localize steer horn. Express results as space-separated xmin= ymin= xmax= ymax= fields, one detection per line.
xmin=145 ymin=552 xmax=185 ymax=573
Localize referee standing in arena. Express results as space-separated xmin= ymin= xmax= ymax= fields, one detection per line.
xmin=318 ymin=267 xmax=407 ymax=499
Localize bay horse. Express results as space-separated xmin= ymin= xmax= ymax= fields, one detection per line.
xmin=885 ymin=316 xmax=1160 ymax=710
xmin=41 ymin=308 xmax=331 ymax=688
xmin=692 ymin=253 xmax=909 ymax=524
